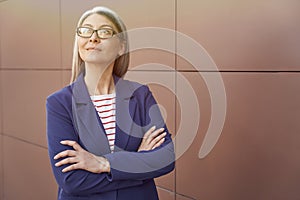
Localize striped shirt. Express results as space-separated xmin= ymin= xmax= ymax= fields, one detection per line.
xmin=90 ymin=93 xmax=116 ymax=152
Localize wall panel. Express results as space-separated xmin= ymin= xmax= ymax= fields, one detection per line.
xmin=176 ymin=194 xmax=195 ymax=200
xmin=157 ymin=187 xmax=175 ymax=200
xmin=0 ymin=0 xmax=61 ymax=69
xmin=3 ymin=136 xmax=57 ymax=200
xmin=176 ymin=72 xmax=300 ymax=199
xmin=62 ymin=70 xmax=72 ymax=87
xmin=1 ymin=70 xmax=61 ymax=147
xmin=177 ymin=0 xmax=300 ymax=71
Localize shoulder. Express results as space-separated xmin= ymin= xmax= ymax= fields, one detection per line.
xmin=118 ymin=78 xmax=158 ymax=109
xmin=118 ymin=78 xmax=151 ymax=97
xmin=46 ymin=84 xmax=73 ymax=107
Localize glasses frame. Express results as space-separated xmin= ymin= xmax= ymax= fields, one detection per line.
xmin=76 ymin=27 xmax=117 ymax=39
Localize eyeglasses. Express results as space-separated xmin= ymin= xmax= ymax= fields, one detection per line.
xmin=76 ymin=27 xmax=116 ymax=39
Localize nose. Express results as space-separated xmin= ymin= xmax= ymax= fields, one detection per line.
xmin=89 ymin=31 xmax=100 ymax=43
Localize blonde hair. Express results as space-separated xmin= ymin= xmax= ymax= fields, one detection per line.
xmin=70 ymin=6 xmax=129 ymax=83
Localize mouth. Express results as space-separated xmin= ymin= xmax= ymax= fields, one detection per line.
xmin=86 ymin=47 xmax=101 ymax=51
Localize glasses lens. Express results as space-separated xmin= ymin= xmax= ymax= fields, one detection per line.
xmin=77 ymin=27 xmax=93 ymax=38
xmin=97 ymin=29 xmax=114 ymax=39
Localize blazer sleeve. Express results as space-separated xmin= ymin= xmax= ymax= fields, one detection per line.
xmin=104 ymin=85 xmax=175 ymax=181
xmin=46 ymin=94 xmax=143 ymax=196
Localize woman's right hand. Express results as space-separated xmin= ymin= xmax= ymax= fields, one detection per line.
xmin=138 ymin=126 xmax=167 ymax=152
xmin=54 ymin=140 xmax=111 ymax=174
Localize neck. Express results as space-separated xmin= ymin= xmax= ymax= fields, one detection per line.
xmin=84 ymin=62 xmax=115 ymax=95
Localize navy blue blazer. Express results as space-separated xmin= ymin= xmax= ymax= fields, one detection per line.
xmin=46 ymin=74 xmax=175 ymax=200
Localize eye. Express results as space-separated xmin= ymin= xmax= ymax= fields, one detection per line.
xmin=77 ymin=27 xmax=93 ymax=37
xmin=98 ymin=29 xmax=114 ymax=38
xmin=81 ymin=27 xmax=93 ymax=34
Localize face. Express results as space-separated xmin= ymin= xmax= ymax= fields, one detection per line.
xmin=77 ymin=14 xmax=124 ymax=67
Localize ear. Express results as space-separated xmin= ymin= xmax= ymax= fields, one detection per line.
xmin=118 ymin=41 xmax=126 ymax=56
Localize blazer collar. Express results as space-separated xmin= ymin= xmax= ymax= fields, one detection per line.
xmin=72 ymin=73 xmax=133 ymax=104
xmin=71 ymin=73 xmax=137 ymax=154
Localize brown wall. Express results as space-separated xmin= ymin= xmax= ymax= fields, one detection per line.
xmin=1 ymin=0 xmax=300 ymax=199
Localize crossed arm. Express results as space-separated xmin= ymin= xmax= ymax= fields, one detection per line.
xmin=53 ymin=126 xmax=167 ymax=174
xmin=46 ymin=89 xmax=174 ymax=195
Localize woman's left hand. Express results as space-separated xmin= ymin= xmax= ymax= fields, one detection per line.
xmin=54 ymin=140 xmax=110 ymax=174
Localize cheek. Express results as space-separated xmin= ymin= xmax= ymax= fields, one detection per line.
xmin=105 ymin=40 xmax=122 ymax=56
xmin=78 ymin=47 xmax=85 ymax=57
xmin=77 ymin=39 xmax=87 ymax=59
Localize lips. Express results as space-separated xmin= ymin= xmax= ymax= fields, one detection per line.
xmin=86 ymin=47 xmax=101 ymax=51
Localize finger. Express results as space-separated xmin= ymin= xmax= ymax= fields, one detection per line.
xmin=143 ymin=126 xmax=156 ymax=139
xmin=152 ymin=138 xmax=165 ymax=150
xmin=149 ymin=132 xmax=167 ymax=146
xmin=144 ymin=128 xmax=164 ymax=144
xmin=54 ymin=150 xmax=76 ymax=160
xmin=60 ymin=140 xmax=83 ymax=151
xmin=148 ymin=128 xmax=165 ymax=139
xmin=61 ymin=163 xmax=81 ymax=173
xmin=148 ymin=128 xmax=165 ymax=141
xmin=55 ymin=157 xmax=78 ymax=167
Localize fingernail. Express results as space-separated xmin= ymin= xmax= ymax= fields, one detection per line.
xmin=160 ymin=128 xmax=165 ymax=131
xmin=152 ymin=126 xmax=156 ymax=130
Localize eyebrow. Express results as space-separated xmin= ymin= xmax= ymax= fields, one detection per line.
xmin=81 ymin=23 xmax=114 ymax=29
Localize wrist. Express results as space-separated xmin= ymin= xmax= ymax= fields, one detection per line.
xmin=93 ymin=155 xmax=110 ymax=173
xmin=104 ymin=157 xmax=111 ymax=173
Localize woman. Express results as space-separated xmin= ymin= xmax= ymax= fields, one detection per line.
xmin=46 ymin=6 xmax=175 ymax=200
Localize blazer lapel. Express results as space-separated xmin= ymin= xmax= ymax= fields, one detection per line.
xmin=114 ymin=76 xmax=137 ymax=151
xmin=71 ymin=74 xmax=111 ymax=155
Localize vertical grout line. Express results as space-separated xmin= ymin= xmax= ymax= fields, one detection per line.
xmin=0 ymin=1 xmax=4 ymax=198
xmin=0 ymin=2 xmax=7 ymax=198
xmin=0 ymin=73 xmax=3 ymax=200
xmin=59 ymin=0 xmax=63 ymax=87
xmin=174 ymin=0 xmax=177 ymax=199
xmin=0 ymin=88 xmax=3 ymax=199
xmin=0 ymin=130 xmax=2 ymax=200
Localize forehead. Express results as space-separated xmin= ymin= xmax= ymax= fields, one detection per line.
xmin=82 ymin=14 xmax=116 ymax=29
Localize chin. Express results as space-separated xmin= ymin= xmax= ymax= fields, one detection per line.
xmin=85 ymin=59 xmax=115 ymax=67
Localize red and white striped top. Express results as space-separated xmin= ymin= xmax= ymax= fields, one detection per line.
xmin=90 ymin=93 xmax=116 ymax=152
